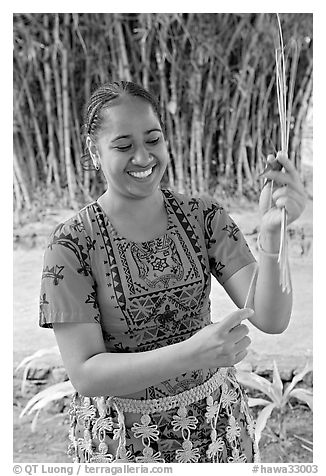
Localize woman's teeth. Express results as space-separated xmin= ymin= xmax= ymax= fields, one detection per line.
xmin=128 ymin=167 xmax=153 ymax=178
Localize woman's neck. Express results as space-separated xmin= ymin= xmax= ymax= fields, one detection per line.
xmin=99 ymin=187 xmax=164 ymax=220
xmin=96 ymin=187 xmax=169 ymax=242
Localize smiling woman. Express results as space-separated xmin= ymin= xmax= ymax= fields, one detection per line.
xmin=38 ymin=80 xmax=306 ymax=463
xmin=86 ymin=85 xmax=168 ymax=205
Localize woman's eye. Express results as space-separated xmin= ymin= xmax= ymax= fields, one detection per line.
xmin=147 ymin=137 xmax=160 ymax=145
xmin=116 ymin=144 xmax=132 ymax=151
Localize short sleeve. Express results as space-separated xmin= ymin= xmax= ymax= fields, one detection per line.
xmin=39 ymin=221 xmax=101 ymax=328
xmin=198 ymin=196 xmax=256 ymax=285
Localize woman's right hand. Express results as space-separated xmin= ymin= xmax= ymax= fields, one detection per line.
xmin=183 ymin=308 xmax=253 ymax=370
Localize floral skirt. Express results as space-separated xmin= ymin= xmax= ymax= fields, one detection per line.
xmin=67 ymin=367 xmax=259 ymax=463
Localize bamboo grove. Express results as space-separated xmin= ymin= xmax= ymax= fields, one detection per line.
xmin=13 ymin=13 xmax=313 ymax=215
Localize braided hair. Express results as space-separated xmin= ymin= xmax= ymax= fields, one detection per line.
xmin=81 ymin=81 xmax=164 ymax=170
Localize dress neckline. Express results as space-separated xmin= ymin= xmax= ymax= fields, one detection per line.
xmin=92 ymin=189 xmax=173 ymax=245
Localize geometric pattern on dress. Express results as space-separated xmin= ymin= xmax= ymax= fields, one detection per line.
xmin=202 ymin=202 xmax=224 ymax=248
xmin=117 ymin=242 xmax=135 ymax=295
xmin=129 ymin=234 xmax=184 ymax=289
xmin=90 ymin=194 xmax=213 ymax=360
xmin=222 ymin=222 xmax=240 ymax=241
xmin=170 ymin=229 xmax=200 ymax=279
xmin=124 ymin=282 xmax=206 ymax=348
xmin=131 ymin=315 xmax=203 ymax=352
xmin=209 ymin=257 xmax=226 ymax=279
xmin=93 ymin=204 xmax=126 ymax=311
xmin=49 ymin=226 xmax=91 ymax=277
xmin=126 ymin=280 xmax=203 ymax=332
xmin=39 ymin=292 xmax=49 ymax=325
xmin=162 ymin=190 xmax=210 ymax=306
xmin=42 ymin=265 xmax=64 ymax=286
xmin=163 ymin=190 xmax=203 ymax=256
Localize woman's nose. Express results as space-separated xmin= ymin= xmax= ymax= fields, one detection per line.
xmin=131 ymin=147 xmax=152 ymax=166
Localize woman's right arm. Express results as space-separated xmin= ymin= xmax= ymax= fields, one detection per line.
xmin=53 ymin=307 xmax=253 ymax=397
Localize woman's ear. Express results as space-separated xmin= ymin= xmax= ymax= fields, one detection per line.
xmin=86 ymin=136 xmax=96 ymax=157
xmin=86 ymin=136 xmax=100 ymax=168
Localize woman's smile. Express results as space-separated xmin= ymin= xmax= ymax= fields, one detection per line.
xmin=127 ymin=165 xmax=156 ymax=179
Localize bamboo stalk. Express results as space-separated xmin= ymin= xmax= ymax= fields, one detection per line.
xmin=115 ymin=15 xmax=132 ymax=82
xmin=62 ymin=13 xmax=77 ymax=206
xmin=52 ymin=14 xmax=65 ymax=177
xmin=43 ymin=14 xmax=61 ymax=193
xmin=194 ymin=47 xmax=205 ymax=195
xmin=189 ymin=112 xmax=197 ymax=195
xmin=14 ymin=98 xmax=37 ymax=188
xmin=22 ymin=78 xmax=48 ymax=177
xmin=291 ymin=73 xmax=312 ymax=166
xmin=170 ymin=45 xmax=185 ymax=193
xmin=13 ymin=144 xmax=32 ymax=210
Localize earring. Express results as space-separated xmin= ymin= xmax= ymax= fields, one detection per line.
xmin=91 ymin=155 xmax=100 ymax=170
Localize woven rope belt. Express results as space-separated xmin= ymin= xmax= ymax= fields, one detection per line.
xmin=107 ymin=367 xmax=228 ymax=414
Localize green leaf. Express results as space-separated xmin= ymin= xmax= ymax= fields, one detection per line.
xmin=255 ymin=402 xmax=276 ymax=444
xmin=19 ymin=381 xmax=75 ymax=419
xmin=15 ymin=346 xmax=60 ymax=373
xmin=270 ymin=360 xmax=283 ymax=405
xmin=236 ymin=370 xmax=273 ymax=399
xmin=31 ymin=409 xmax=41 ymax=433
xmin=16 ymin=346 xmax=63 ymax=396
xmin=289 ymin=388 xmax=313 ymax=411
xmin=283 ymin=360 xmax=313 ymax=402
xmin=247 ymin=397 xmax=271 ymax=407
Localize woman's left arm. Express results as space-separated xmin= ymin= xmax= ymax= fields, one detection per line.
xmin=223 ymin=151 xmax=307 ymax=334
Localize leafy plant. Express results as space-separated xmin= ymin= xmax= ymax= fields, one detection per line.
xmin=15 ymin=346 xmax=62 ymax=396
xmin=19 ymin=381 xmax=75 ymax=432
xmin=15 ymin=346 xmax=75 ymax=431
xmin=236 ymin=360 xmax=313 ymax=444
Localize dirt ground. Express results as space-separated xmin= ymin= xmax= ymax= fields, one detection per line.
xmin=13 ymin=192 xmax=313 ymax=463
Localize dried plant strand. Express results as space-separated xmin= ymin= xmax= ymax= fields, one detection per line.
xmin=244 ymin=265 xmax=258 ymax=309
xmin=274 ymin=13 xmax=296 ymax=294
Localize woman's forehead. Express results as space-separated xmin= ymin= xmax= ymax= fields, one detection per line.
xmin=101 ymin=96 xmax=159 ymax=131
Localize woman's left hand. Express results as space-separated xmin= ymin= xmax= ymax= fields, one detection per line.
xmin=259 ymin=151 xmax=307 ymax=233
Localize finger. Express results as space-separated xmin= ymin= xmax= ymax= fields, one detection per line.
xmin=229 ymin=324 xmax=250 ymax=343
xmin=272 ymin=186 xmax=305 ymax=202
xmin=234 ymin=349 xmax=248 ymax=365
xmin=260 ymin=154 xmax=282 ymax=177
xmin=234 ymin=335 xmax=251 ymax=351
xmin=274 ymin=196 xmax=303 ymax=216
xmin=219 ymin=308 xmax=254 ymax=333
xmin=267 ymin=154 xmax=282 ymax=171
xmin=276 ymin=151 xmax=297 ymax=177
xmin=260 ymin=170 xmax=303 ymax=195
xmin=276 ymin=152 xmax=305 ymax=190
xmin=267 ymin=154 xmax=275 ymax=163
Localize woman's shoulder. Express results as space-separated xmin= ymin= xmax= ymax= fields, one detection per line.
xmin=48 ymin=202 xmax=97 ymax=242
xmin=162 ymin=188 xmax=224 ymax=212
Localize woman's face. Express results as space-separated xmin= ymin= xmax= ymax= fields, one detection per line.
xmin=95 ymin=96 xmax=169 ymax=200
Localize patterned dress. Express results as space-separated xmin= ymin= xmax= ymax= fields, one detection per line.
xmin=39 ymin=188 xmax=259 ymax=463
